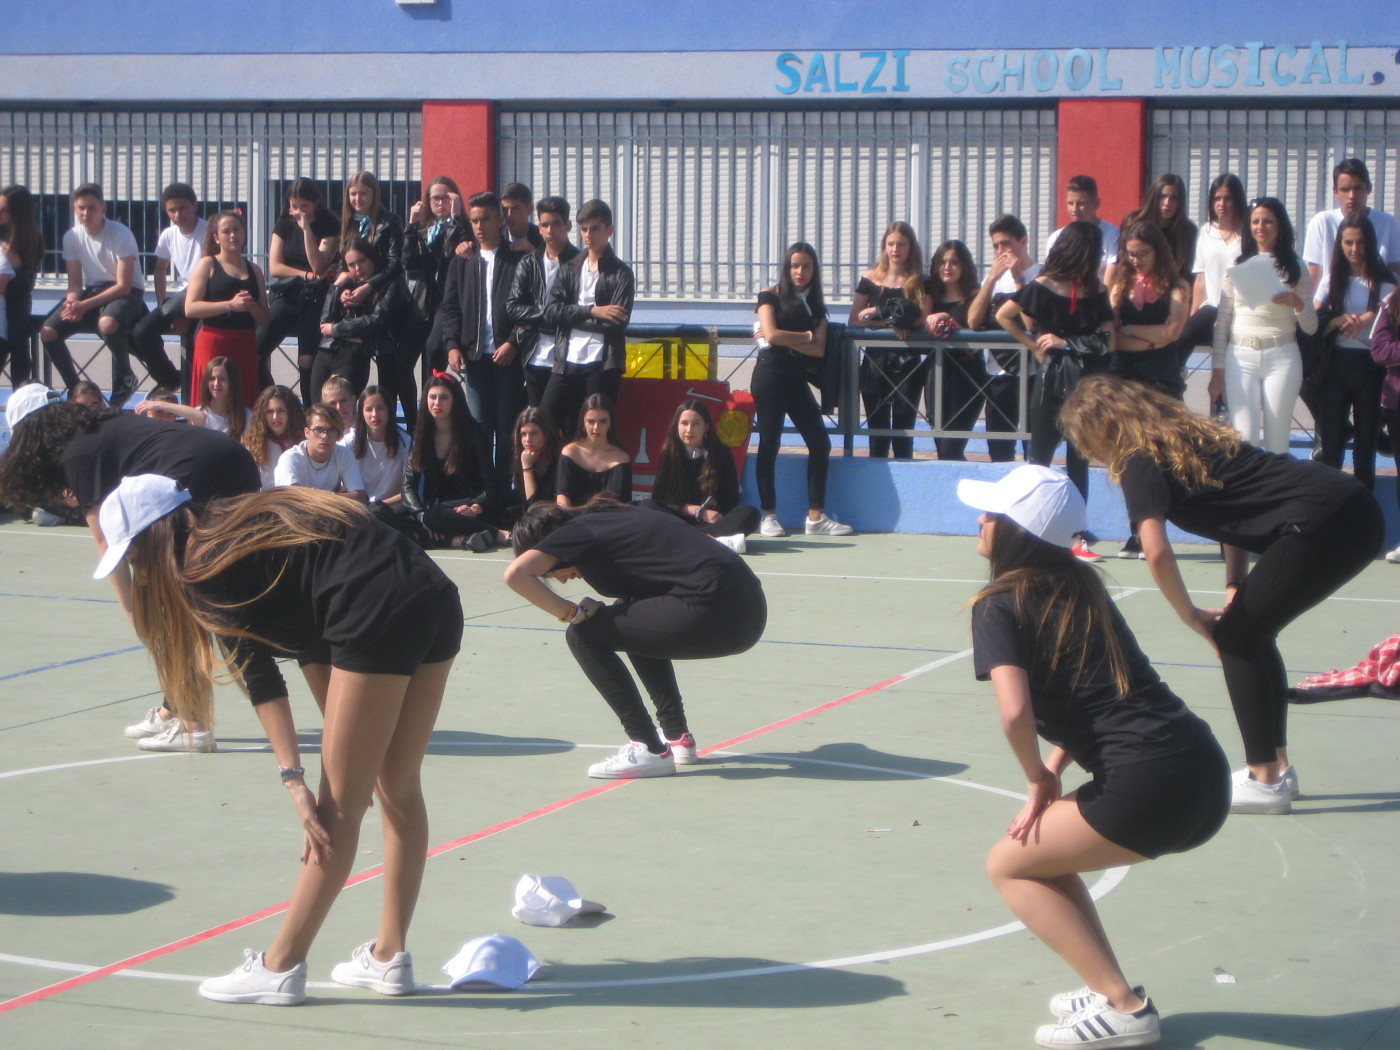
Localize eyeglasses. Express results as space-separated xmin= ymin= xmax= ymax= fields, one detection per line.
xmin=429 ymin=195 xmax=452 ymax=203
xmin=1124 ymin=248 xmax=1153 ymax=261
xmin=308 ymin=426 xmax=338 ymax=438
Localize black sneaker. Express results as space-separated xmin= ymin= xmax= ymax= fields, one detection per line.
xmin=1116 ymin=535 xmax=1145 ymax=560
xmin=110 ymin=373 xmax=138 ymax=409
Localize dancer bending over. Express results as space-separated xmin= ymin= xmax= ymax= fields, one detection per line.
xmin=96 ymin=479 xmax=461 ymax=1005
xmin=505 ymin=497 xmax=766 ymax=779
xmin=959 ymin=464 xmax=1228 ymax=1049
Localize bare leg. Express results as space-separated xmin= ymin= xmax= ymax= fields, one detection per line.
xmin=262 ymin=671 xmax=410 ymax=972
xmin=985 ymin=798 xmax=1148 ymax=1014
xmin=371 ymin=659 xmax=451 ymax=959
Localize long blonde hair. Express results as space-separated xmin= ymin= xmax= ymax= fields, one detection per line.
xmin=1060 ymin=374 xmax=1241 ymax=491
xmin=128 ymin=489 xmax=369 ymax=726
xmin=871 ymin=221 xmax=927 ymax=309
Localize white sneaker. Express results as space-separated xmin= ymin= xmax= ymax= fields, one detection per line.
xmin=714 ymin=533 xmax=747 ymax=554
xmin=1036 ymin=997 xmax=1160 ymax=1047
xmin=137 ymin=720 xmax=216 ymax=753
xmin=124 ymin=705 xmax=173 ymax=739
xmin=1229 ymin=771 xmax=1291 ymax=814
xmin=330 ymin=940 xmax=416 ymax=996
xmin=199 ymin=949 xmax=307 ymax=1005
xmin=759 ymin=514 xmax=787 ymax=538
xmin=1049 ymin=984 xmax=1145 ymax=1018
xmin=586 ymin=741 xmax=676 ymax=780
xmin=804 ymin=513 xmax=853 ymax=536
xmin=666 ymin=732 xmax=699 ymax=765
xmin=1387 ymin=544 xmax=1400 ymax=565
xmin=31 ymin=507 xmax=64 ymax=526
xmin=1232 ymin=764 xmax=1300 ymax=802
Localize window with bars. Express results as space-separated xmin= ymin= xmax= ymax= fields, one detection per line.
xmin=1150 ymin=104 xmax=1400 ymax=231
xmin=0 ymin=107 xmax=421 ymax=281
xmin=498 ymin=105 xmax=1057 ymax=302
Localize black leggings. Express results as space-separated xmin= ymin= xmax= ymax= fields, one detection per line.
xmin=929 ymin=348 xmax=988 ymax=461
xmin=861 ymin=350 xmax=925 ymax=459
xmin=566 ymin=582 xmax=767 ymax=750
xmin=1318 ymin=350 xmax=1385 ymax=492
xmin=130 ymin=293 xmax=188 ymax=391
xmin=752 ymin=350 xmax=830 ymax=512
xmin=1213 ymin=490 xmax=1385 ymax=764
xmin=255 ymin=292 xmax=322 ymax=403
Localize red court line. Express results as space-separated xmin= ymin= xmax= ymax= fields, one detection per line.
xmin=1 ymin=668 xmax=920 ymax=1013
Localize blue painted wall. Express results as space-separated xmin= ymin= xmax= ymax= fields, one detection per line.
xmin=741 ymin=455 xmax=1400 ymax=549
xmin=5 ymin=1 xmax=1388 ymax=55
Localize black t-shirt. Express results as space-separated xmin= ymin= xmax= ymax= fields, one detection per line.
xmin=1015 ymin=280 xmax=1112 ymax=337
xmin=534 ymin=503 xmax=758 ymax=602
xmin=197 ymin=512 xmax=458 ymax=703
xmin=63 ymin=414 xmax=261 ymax=513
xmin=755 ymin=288 xmax=824 ymax=334
xmin=272 ymin=212 xmax=340 ymax=273
xmin=1119 ymin=446 xmax=1363 ymax=553
xmin=971 ymin=587 xmax=1214 ymax=776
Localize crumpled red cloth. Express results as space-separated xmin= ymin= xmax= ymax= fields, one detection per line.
xmin=1291 ymin=634 xmax=1400 ymax=702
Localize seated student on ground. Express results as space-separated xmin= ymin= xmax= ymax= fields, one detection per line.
xmin=648 ymin=398 xmax=758 ymax=554
xmin=140 ymin=386 xmax=184 ymax=424
xmin=556 ymin=392 xmax=631 ymax=508
xmin=273 ymin=402 xmax=366 ymax=501
xmin=317 ymin=373 xmax=357 ymax=436
xmin=242 ymin=384 xmax=305 ymax=489
xmin=400 ymin=372 xmax=499 ymax=551
xmin=501 ymin=405 xmax=561 ymax=526
xmin=351 ymin=384 xmax=411 ymax=506
xmin=69 ymin=379 xmax=107 ymax=409
xmin=137 ymin=356 xmax=251 ymax=440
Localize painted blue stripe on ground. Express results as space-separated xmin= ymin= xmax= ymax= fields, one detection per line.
xmin=0 ymin=591 xmax=119 ymax=604
xmin=0 ymin=646 xmax=144 ymax=683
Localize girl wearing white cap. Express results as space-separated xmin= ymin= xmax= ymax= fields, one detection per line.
xmin=958 ymin=464 xmax=1229 ymax=1049
xmin=92 ymin=479 xmax=461 ymax=1006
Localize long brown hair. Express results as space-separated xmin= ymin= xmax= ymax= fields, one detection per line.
xmin=652 ymin=399 xmax=727 ymax=506
xmin=128 ymin=489 xmax=369 ymax=726
xmin=1110 ymin=222 xmax=1181 ymax=305
xmin=242 ymin=385 xmax=304 ymax=469
xmin=339 ymin=170 xmax=384 ymax=246
xmin=511 ymin=405 xmax=559 ymax=497
xmin=0 ymin=184 xmax=45 ymax=271
xmin=870 ymin=221 xmax=927 ymax=309
xmin=199 ymin=356 xmax=247 ymax=440
xmin=1060 ymin=373 xmax=1241 ymax=491
xmin=969 ymin=513 xmax=1132 ymax=698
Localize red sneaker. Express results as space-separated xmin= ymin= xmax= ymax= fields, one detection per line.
xmin=1070 ymin=539 xmax=1101 ymax=561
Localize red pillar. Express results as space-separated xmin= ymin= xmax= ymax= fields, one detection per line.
xmin=1056 ymin=99 xmax=1148 ymax=226
xmin=421 ymin=100 xmax=496 ymax=198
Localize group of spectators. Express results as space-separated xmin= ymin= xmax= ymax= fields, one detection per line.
xmin=1 ymin=159 xmax=1397 ymax=562
xmin=834 ymin=162 xmax=1398 ymax=561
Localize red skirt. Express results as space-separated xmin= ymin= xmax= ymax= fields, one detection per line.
xmin=191 ymin=326 xmax=259 ymax=409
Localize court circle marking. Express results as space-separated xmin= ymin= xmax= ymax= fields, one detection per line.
xmin=0 ymin=744 xmax=1128 ymax=990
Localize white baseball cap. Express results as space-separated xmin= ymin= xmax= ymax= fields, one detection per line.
xmin=5 ymin=383 xmax=62 ymax=431
xmin=93 ymin=474 xmax=192 ymax=579
xmin=956 ymin=465 xmax=1086 ymax=549
xmin=441 ymin=934 xmax=540 ymax=991
xmin=512 ymin=874 xmax=606 ymax=928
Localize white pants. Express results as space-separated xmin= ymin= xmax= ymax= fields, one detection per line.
xmin=1225 ymin=341 xmax=1302 ymax=454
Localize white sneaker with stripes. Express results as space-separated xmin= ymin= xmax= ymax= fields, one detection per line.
xmin=1035 ymin=996 xmax=1160 ymax=1047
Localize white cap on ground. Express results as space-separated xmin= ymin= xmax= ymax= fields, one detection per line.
xmin=512 ymin=874 xmax=606 ymax=928
xmin=441 ymin=934 xmax=541 ymax=991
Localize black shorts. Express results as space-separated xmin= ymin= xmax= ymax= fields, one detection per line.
xmin=1076 ymin=741 xmax=1230 ymax=859
xmin=298 ymin=583 xmax=463 ymax=677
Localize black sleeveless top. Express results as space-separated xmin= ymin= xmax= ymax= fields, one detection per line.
xmin=202 ymin=257 xmax=261 ymax=331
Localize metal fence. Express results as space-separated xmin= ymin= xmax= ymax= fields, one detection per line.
xmin=1150 ymin=102 xmax=1400 ymax=229
xmin=499 ymin=105 xmax=1058 ymax=302
xmin=0 ymin=106 xmax=421 ymax=280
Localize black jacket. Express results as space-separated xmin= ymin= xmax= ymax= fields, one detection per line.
xmin=505 ymin=243 xmax=582 ymax=365
xmin=400 ymin=428 xmax=495 ymax=514
xmin=404 ymin=217 xmax=473 ymax=318
xmin=438 ymin=244 xmax=526 ymax=362
xmin=319 ymin=279 xmax=408 ymax=359
xmin=542 ymin=247 xmax=635 ymax=373
xmin=342 ymin=211 xmax=406 ymax=296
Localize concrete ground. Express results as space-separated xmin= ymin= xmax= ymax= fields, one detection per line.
xmin=0 ymin=514 xmax=1396 ymax=1049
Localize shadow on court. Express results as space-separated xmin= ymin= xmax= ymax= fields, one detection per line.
xmin=392 ymin=957 xmax=905 ymax=1010
xmin=1288 ymin=791 xmax=1400 ymax=815
xmin=0 ymin=871 xmax=174 ymax=915
xmin=1161 ymin=1006 xmax=1400 ymax=1048
xmin=210 ymin=731 xmax=579 ymax=759
xmin=693 ymin=741 xmax=969 ymax=781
